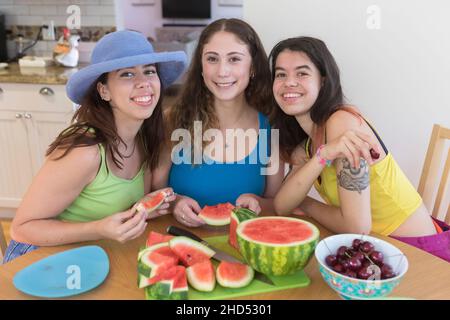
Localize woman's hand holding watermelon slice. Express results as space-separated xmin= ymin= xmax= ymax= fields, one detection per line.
xmin=235 ymin=194 xmax=262 ymax=214
xmin=173 ymin=196 xmax=206 ymax=227
xmin=95 ymin=207 xmax=148 ymax=244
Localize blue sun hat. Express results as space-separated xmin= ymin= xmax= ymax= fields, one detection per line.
xmin=66 ymin=30 xmax=187 ymax=104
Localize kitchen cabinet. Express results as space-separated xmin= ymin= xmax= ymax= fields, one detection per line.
xmin=0 ymin=83 xmax=74 ymax=217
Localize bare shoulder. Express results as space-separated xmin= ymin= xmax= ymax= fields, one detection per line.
xmin=326 ymin=105 xmax=370 ymax=139
xmin=45 ymin=144 xmax=101 ymax=179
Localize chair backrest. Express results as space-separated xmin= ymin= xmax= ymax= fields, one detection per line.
xmin=0 ymin=221 xmax=7 ymax=261
xmin=418 ymin=124 xmax=450 ymax=223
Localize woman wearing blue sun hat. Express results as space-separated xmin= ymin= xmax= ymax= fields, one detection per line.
xmin=3 ymin=30 xmax=187 ymax=263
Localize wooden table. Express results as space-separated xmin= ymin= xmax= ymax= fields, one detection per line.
xmin=1 ymin=214 xmax=450 ymax=300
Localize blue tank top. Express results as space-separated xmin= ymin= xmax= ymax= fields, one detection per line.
xmin=169 ymin=112 xmax=271 ymax=207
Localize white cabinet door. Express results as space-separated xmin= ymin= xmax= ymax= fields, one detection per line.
xmin=27 ymin=111 xmax=73 ymax=170
xmin=0 ymin=111 xmax=35 ymax=208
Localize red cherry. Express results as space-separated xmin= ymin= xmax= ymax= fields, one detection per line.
xmin=337 ymin=246 xmax=348 ymax=258
xmin=348 ymin=257 xmax=362 ymax=271
xmin=333 ymin=264 xmax=345 ymax=273
xmin=360 ymin=241 xmax=375 ymax=254
xmin=352 ymin=239 xmax=363 ymax=250
xmin=370 ymin=148 xmax=380 ymax=159
xmin=369 ymin=251 xmax=384 ymax=266
xmin=326 ymin=255 xmax=338 ymax=267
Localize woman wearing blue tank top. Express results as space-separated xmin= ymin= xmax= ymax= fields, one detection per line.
xmin=153 ymin=19 xmax=285 ymax=227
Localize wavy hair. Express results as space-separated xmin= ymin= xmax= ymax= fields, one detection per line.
xmin=167 ymin=18 xmax=273 ymax=147
xmin=268 ymin=37 xmax=346 ymax=162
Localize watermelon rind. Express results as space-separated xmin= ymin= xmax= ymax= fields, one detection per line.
xmin=229 ymin=207 xmax=258 ymax=249
xmin=198 ymin=203 xmax=235 ymax=226
xmin=236 ymin=217 xmax=320 ymax=276
xmin=169 ymin=236 xmax=215 ymax=266
xmin=216 ymin=262 xmax=254 ymax=289
xmin=186 ymin=260 xmax=216 ymax=292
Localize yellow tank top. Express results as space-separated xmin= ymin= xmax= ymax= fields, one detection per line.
xmin=305 ymin=131 xmax=422 ymax=236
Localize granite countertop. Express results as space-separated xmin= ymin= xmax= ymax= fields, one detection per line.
xmin=0 ymin=63 xmax=87 ymax=85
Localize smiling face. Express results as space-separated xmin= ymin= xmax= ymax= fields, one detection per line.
xmin=273 ymin=50 xmax=323 ymax=117
xmin=201 ymin=31 xmax=253 ymax=104
xmin=97 ymin=64 xmax=161 ymax=122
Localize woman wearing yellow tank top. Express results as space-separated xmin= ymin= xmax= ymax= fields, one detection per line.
xmin=3 ymin=31 xmax=186 ymax=263
xmin=270 ymin=37 xmax=450 ymax=262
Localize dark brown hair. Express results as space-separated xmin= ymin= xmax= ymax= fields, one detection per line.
xmin=268 ymin=36 xmax=346 ymax=162
xmin=46 ymin=69 xmax=165 ymax=171
xmin=167 ymin=18 xmax=273 ymax=145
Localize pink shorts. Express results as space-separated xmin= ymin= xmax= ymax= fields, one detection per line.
xmin=390 ymin=218 xmax=450 ymax=263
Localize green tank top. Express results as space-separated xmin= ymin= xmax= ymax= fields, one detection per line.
xmin=58 ymin=144 xmax=145 ymax=222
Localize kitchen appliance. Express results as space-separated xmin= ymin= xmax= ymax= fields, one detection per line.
xmin=0 ymin=13 xmax=7 ymax=62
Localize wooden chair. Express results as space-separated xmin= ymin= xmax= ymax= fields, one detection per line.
xmin=0 ymin=221 xmax=7 ymax=261
xmin=418 ymin=124 xmax=450 ymax=223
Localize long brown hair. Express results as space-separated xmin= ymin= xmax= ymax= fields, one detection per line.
xmin=167 ymin=18 xmax=273 ymax=147
xmin=46 ymin=70 xmax=165 ymax=171
xmin=268 ymin=37 xmax=348 ymax=162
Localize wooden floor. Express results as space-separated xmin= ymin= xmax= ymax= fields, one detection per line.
xmin=0 ymin=219 xmax=12 ymax=244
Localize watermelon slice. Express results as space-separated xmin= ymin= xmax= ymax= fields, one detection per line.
xmin=145 ymin=265 xmax=188 ymax=300
xmin=146 ymin=231 xmax=174 ymax=247
xmin=216 ymin=261 xmax=254 ymax=288
xmin=138 ymin=242 xmax=179 ymax=280
xmin=136 ymin=190 xmax=167 ymax=216
xmin=198 ymin=202 xmax=235 ymax=226
xmin=186 ymin=260 xmax=216 ymax=292
xmin=237 ymin=217 xmax=320 ymax=276
xmin=229 ymin=207 xmax=257 ymax=250
xmin=169 ymin=236 xmax=215 ymax=267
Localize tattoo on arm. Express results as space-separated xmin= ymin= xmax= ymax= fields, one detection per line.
xmin=337 ymin=158 xmax=369 ymax=194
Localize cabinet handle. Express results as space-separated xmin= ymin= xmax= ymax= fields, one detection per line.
xmin=24 ymin=112 xmax=32 ymax=119
xmin=15 ymin=113 xmax=23 ymax=119
xmin=39 ymin=87 xmax=54 ymax=96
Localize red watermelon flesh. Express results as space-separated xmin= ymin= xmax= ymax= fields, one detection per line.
xmin=216 ymin=261 xmax=254 ymax=288
xmin=136 ymin=191 xmax=167 ymax=215
xmin=186 ymin=260 xmax=215 ymax=292
xmin=147 ymin=249 xmax=178 ymax=267
xmin=169 ymin=237 xmax=215 ymax=267
xmin=148 ymin=265 xmax=187 ymax=287
xmin=198 ymin=202 xmax=235 ymax=226
xmin=146 ymin=231 xmax=174 ymax=247
xmin=241 ymin=218 xmax=314 ymax=244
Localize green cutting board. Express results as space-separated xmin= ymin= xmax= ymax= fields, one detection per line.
xmin=146 ymin=235 xmax=311 ymax=300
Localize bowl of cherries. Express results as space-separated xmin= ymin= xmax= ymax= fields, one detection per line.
xmin=315 ymin=234 xmax=408 ymax=299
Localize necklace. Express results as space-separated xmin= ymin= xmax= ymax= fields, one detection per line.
xmin=122 ymin=141 xmax=136 ymax=158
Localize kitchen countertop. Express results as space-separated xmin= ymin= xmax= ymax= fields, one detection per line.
xmin=0 ymin=62 xmax=86 ymax=85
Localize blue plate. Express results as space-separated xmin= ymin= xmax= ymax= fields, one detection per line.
xmin=13 ymin=245 xmax=109 ymax=298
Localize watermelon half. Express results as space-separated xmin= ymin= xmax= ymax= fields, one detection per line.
xmin=198 ymin=202 xmax=235 ymax=226
xmin=216 ymin=261 xmax=254 ymax=288
xmin=136 ymin=190 xmax=167 ymax=216
xmin=237 ymin=217 xmax=320 ymax=276
xmin=229 ymin=207 xmax=257 ymax=250
xmin=169 ymin=236 xmax=215 ymax=267
xmin=186 ymin=260 xmax=216 ymax=292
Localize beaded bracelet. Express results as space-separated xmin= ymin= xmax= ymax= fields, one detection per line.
xmin=316 ymin=144 xmax=332 ymax=167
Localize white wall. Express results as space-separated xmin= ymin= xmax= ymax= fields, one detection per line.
xmin=244 ymin=0 xmax=450 ymax=188
xmin=115 ymin=0 xmax=243 ymax=39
